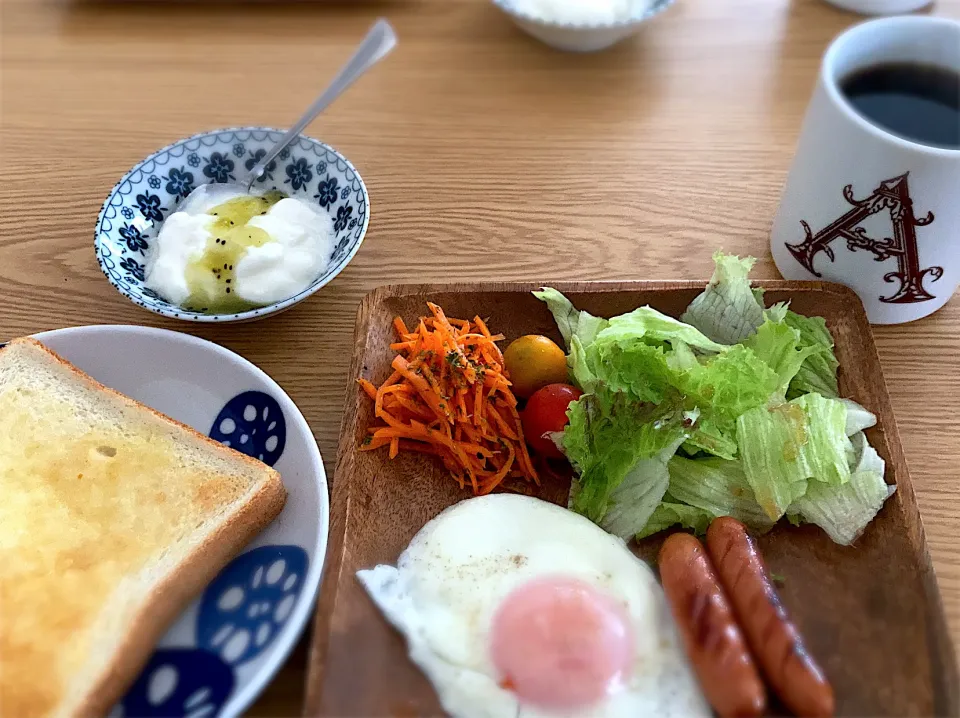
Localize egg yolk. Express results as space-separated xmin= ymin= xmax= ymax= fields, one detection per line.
xmin=489 ymin=576 xmax=634 ymax=710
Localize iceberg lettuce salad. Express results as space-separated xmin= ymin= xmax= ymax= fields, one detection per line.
xmin=537 ymin=252 xmax=895 ymax=546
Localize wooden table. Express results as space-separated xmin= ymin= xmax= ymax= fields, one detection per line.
xmin=2 ymin=0 xmax=959 ymax=714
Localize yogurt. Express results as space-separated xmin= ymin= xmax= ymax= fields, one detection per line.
xmin=145 ymin=188 xmax=335 ymax=313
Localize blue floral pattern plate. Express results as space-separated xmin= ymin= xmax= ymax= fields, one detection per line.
xmin=95 ymin=127 xmax=370 ymax=322
xmin=33 ymin=325 xmax=329 ymax=718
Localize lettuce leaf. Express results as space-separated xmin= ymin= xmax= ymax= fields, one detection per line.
xmin=533 ymin=287 xmax=608 ymax=351
xmin=736 ymin=394 xmax=852 ymax=520
xmin=682 ymin=418 xmax=739 ymax=460
xmin=674 ymin=344 xmax=780 ymax=460
xmin=743 ymin=314 xmax=815 ymax=398
xmin=783 ymin=311 xmax=840 ymax=399
xmin=540 ymin=268 xmax=882 ymax=547
xmin=842 ymin=399 xmax=877 ymax=436
xmin=636 ymin=500 xmax=713 ymax=540
xmin=681 ymin=251 xmax=765 ymax=345
xmin=596 ymin=306 xmax=728 ymax=354
xmin=563 ymin=392 xmax=688 ymax=522
xmin=679 ymin=345 xmax=780 ymax=423
xmin=589 ymin=339 xmax=676 ymax=405
xmin=790 ymin=432 xmax=894 ymax=545
xmin=599 ymin=439 xmax=684 ymax=540
xmin=667 ymin=455 xmax=776 ymax=532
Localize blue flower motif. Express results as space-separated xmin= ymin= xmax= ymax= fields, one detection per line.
xmin=331 ymin=235 xmax=350 ymax=262
xmin=135 ymin=193 xmax=165 ymax=223
xmin=233 ymin=143 xmax=246 ymax=158
xmin=348 ymin=218 xmax=357 ymax=230
xmin=119 ymin=224 xmax=148 ymax=254
xmin=164 ymin=167 xmax=195 ymax=200
xmin=334 ymin=204 xmax=353 ymax=233
xmin=340 ymin=187 xmax=350 ymax=201
xmin=245 ymin=149 xmax=277 ymax=183
xmin=187 ymin=152 xmax=201 ymax=167
xmin=121 ymin=207 xmax=135 ymax=220
xmin=314 ymin=176 xmax=339 ymax=207
xmin=119 ymin=256 xmax=145 ymax=282
xmin=141 ymin=287 xmax=165 ymax=302
xmin=147 ymin=175 xmax=161 ymax=189
xmin=203 ymin=152 xmax=235 ymax=183
xmin=278 ymin=147 xmax=290 ymax=161
xmin=284 ymin=158 xmax=313 ymax=191
xmin=315 ymin=161 xmax=327 ymax=175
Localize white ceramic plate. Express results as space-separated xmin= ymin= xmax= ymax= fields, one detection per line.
xmin=30 ymin=325 xmax=328 ymax=718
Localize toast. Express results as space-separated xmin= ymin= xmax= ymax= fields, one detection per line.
xmin=0 ymin=338 xmax=287 ymax=718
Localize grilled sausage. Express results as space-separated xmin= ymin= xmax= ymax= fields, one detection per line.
xmin=658 ymin=532 xmax=767 ymax=718
xmin=706 ymin=517 xmax=835 ymax=717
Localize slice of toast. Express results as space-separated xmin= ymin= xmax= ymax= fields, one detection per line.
xmin=0 ymin=337 xmax=287 ymax=718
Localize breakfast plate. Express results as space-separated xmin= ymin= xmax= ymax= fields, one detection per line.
xmin=26 ymin=325 xmax=328 ymax=718
xmin=305 ymin=280 xmax=958 ymax=717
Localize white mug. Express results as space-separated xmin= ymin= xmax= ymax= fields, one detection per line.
xmin=771 ymin=16 xmax=960 ymax=324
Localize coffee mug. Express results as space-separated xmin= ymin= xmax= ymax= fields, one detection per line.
xmin=771 ymin=16 xmax=960 ymax=324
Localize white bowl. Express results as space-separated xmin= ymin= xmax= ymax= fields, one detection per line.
xmin=821 ymin=0 xmax=932 ymax=14
xmin=491 ymin=0 xmax=675 ymax=52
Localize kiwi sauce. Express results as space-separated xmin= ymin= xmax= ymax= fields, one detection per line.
xmin=182 ymin=191 xmax=284 ymax=313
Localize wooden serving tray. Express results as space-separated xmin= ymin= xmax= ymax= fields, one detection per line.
xmin=304 ymin=281 xmax=958 ymax=717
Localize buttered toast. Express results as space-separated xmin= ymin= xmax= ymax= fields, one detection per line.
xmin=0 ymin=338 xmax=287 ymax=718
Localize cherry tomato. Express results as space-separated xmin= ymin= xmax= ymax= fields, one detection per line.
xmin=522 ymin=384 xmax=583 ymax=458
xmin=503 ymin=335 xmax=568 ymax=399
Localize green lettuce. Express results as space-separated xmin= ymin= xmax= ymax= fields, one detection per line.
xmin=599 ymin=439 xmax=685 ymax=540
xmin=842 ymin=399 xmax=877 ymax=436
xmin=563 ymin=392 xmax=688 ymax=523
xmin=667 ymin=455 xmax=776 ymax=532
xmin=783 ymin=311 xmax=840 ymax=399
xmin=736 ymin=393 xmax=852 ymax=520
xmin=588 ymin=339 xmax=676 ymax=405
xmin=675 ymin=344 xmax=781 ymax=460
xmin=533 ymin=287 xmax=608 ymax=351
xmin=790 ymin=432 xmax=894 ymax=545
xmin=597 ymin=306 xmax=728 ymax=354
xmin=682 ymin=418 xmax=739 ymax=461
xmin=536 ymin=255 xmax=883 ymax=547
xmin=743 ymin=313 xmax=815 ymax=398
xmin=681 ymin=251 xmax=765 ymax=345
xmin=636 ymin=499 xmax=713 ymax=539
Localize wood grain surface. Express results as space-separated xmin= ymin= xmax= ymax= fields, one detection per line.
xmin=1 ymin=0 xmax=959 ymax=715
xmin=308 ymin=281 xmax=957 ymax=717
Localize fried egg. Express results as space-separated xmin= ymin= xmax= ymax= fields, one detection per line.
xmin=356 ymin=494 xmax=709 ymax=718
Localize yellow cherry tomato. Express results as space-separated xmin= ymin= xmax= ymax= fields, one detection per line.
xmin=503 ymin=335 xmax=569 ymax=399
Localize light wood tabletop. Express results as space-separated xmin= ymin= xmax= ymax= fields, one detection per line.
xmin=2 ymin=0 xmax=959 ymax=715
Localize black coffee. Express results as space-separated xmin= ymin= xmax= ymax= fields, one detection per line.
xmin=840 ymin=62 xmax=960 ymax=149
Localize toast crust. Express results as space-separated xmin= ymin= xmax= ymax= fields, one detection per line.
xmin=0 ymin=337 xmax=287 ymax=718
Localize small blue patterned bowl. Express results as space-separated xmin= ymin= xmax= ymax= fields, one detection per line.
xmin=95 ymin=127 xmax=370 ymax=323
xmin=491 ymin=0 xmax=675 ymax=52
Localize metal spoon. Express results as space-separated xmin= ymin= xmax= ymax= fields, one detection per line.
xmin=180 ymin=18 xmax=397 ymax=211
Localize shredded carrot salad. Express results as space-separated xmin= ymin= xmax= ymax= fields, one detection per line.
xmin=358 ymin=302 xmax=539 ymax=495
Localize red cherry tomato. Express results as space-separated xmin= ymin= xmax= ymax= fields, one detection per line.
xmin=521 ymin=384 xmax=583 ymax=459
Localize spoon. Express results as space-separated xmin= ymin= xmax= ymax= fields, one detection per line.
xmin=180 ymin=18 xmax=397 ymax=212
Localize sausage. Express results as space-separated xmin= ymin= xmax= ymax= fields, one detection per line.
xmin=706 ymin=517 xmax=835 ymax=717
xmin=658 ymin=532 xmax=767 ymax=718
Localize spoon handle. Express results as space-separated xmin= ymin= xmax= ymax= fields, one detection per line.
xmin=243 ymin=18 xmax=398 ymax=189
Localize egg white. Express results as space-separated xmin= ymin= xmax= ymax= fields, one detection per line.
xmin=357 ymin=494 xmax=710 ymax=718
